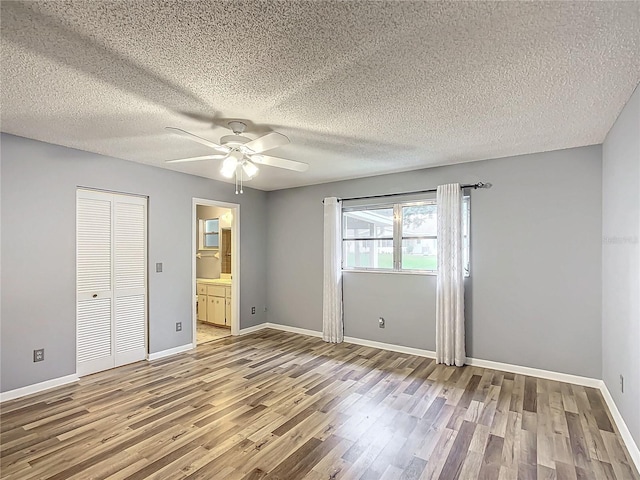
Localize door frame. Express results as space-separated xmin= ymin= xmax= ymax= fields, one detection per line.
xmin=192 ymin=198 xmax=240 ymax=345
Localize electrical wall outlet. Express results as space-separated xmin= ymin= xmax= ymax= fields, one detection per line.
xmin=251 ymin=306 xmax=256 ymax=315
xmin=378 ymin=317 xmax=385 ymax=328
xmin=176 ymin=322 xmax=182 ymax=332
xmin=620 ymin=374 xmax=624 ymax=393
xmin=33 ymin=349 xmax=44 ymax=362
xmin=156 ymin=262 xmax=163 ymax=273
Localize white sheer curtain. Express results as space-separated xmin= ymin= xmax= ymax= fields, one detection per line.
xmin=435 ymin=183 xmax=466 ymax=366
xmin=322 ymin=197 xmax=343 ymax=343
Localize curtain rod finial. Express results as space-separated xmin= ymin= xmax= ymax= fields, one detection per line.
xmin=475 ymin=182 xmax=492 ymax=189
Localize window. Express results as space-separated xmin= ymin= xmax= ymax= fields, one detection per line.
xmin=201 ymin=218 xmax=219 ymax=249
xmin=343 ymin=206 xmax=394 ymax=269
xmin=342 ymin=197 xmax=470 ymax=274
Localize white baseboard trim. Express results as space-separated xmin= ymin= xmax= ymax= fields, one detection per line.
xmin=147 ymin=343 xmax=194 ymax=361
xmin=265 ymin=325 xmax=437 ymax=359
xmin=264 ymin=323 xmax=323 ymax=338
xmin=237 ymin=323 xmax=269 ymax=335
xmin=599 ymin=381 xmax=640 ymax=472
xmin=466 ymin=357 xmax=602 ymax=389
xmin=343 ymin=336 xmax=437 ymax=358
xmin=0 ymin=374 xmax=79 ymax=403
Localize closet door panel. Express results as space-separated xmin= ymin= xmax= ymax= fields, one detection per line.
xmin=76 ymin=191 xmax=115 ymax=376
xmin=114 ymin=198 xmax=147 ymax=366
xmin=114 ymin=201 xmax=146 ymax=292
xmin=115 ymin=294 xmax=146 ymax=365
xmin=77 ymin=195 xmax=112 ymax=298
xmin=77 ymin=298 xmax=113 ymax=375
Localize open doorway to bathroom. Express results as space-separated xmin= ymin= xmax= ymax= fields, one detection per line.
xmin=192 ymin=198 xmax=240 ymax=345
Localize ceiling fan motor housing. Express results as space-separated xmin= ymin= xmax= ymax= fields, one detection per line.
xmin=220 ymin=135 xmax=250 ymax=148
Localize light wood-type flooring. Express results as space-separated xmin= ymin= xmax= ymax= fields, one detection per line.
xmin=197 ymin=322 xmax=231 ymax=344
xmin=1 ymin=329 xmax=638 ymax=480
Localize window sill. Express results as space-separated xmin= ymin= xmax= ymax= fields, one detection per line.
xmin=342 ymin=269 xmax=470 ymax=278
xmin=342 ymin=269 xmax=437 ymax=276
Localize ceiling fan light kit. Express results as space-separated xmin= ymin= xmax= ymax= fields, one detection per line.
xmin=220 ymin=156 xmax=238 ymax=178
xmin=242 ymin=160 xmax=259 ymax=178
xmin=165 ymin=121 xmax=309 ymax=194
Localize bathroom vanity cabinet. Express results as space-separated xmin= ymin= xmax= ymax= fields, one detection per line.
xmin=197 ymin=280 xmax=231 ymax=328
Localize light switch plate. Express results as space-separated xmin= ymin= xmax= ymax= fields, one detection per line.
xmin=156 ymin=262 xmax=163 ymax=273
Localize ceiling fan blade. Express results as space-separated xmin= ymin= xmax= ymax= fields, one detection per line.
xmin=244 ymin=132 xmax=289 ymax=154
xmin=165 ymin=154 xmax=228 ymax=164
xmin=165 ymin=127 xmax=229 ymax=153
xmin=250 ymin=154 xmax=309 ymax=172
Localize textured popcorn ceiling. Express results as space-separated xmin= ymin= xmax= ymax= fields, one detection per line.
xmin=1 ymin=1 xmax=639 ymax=190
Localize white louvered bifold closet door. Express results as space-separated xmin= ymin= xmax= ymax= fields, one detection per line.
xmin=76 ymin=189 xmax=147 ymax=377
xmin=114 ymin=197 xmax=147 ymax=367
xmin=77 ymin=191 xmax=114 ymax=376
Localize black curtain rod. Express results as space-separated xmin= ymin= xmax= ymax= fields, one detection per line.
xmin=323 ymin=182 xmax=491 ymax=203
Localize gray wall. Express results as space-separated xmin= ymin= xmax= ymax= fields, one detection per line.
xmin=0 ymin=133 xmax=268 ymax=392
xmin=267 ymin=146 xmax=603 ymax=378
xmin=0 ymin=132 xmax=609 ymax=393
xmin=602 ymin=85 xmax=640 ymax=446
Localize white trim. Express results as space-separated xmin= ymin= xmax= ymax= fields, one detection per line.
xmin=230 ymin=203 xmax=240 ymax=337
xmin=239 ymin=322 xmax=322 ymax=338
xmin=238 ymin=323 xmax=269 ymax=335
xmin=192 ymin=198 xmax=241 ymax=346
xmin=146 ymin=343 xmax=194 ymax=361
xmin=1 ymin=374 xmax=79 ymax=403
xmin=264 ymin=323 xmax=323 ymax=338
xmin=344 ymin=336 xmax=437 ymax=358
xmin=465 ymin=357 xmax=602 ymax=389
xmin=599 ymin=381 xmax=640 ymax=472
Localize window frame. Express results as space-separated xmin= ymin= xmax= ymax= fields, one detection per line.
xmin=341 ymin=197 xmax=470 ymax=275
xmin=200 ymin=218 xmax=220 ymax=250
xmin=341 ymin=204 xmax=395 ymax=271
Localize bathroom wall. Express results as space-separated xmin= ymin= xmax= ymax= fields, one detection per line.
xmin=196 ymin=204 xmax=232 ymax=279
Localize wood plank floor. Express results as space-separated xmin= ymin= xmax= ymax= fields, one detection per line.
xmin=197 ymin=322 xmax=232 ymax=344
xmin=1 ymin=329 xmax=638 ymax=480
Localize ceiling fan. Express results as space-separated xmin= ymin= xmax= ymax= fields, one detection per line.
xmin=165 ymin=121 xmax=309 ymax=193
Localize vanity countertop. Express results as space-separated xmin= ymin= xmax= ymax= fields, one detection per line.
xmin=196 ymin=277 xmax=232 ymax=285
